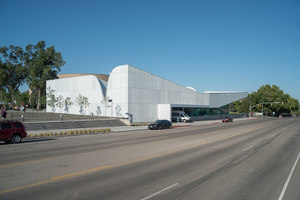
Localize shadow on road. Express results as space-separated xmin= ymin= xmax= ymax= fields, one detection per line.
xmin=0 ymin=138 xmax=57 ymax=145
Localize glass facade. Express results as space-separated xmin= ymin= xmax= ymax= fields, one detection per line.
xmin=172 ymin=104 xmax=229 ymax=117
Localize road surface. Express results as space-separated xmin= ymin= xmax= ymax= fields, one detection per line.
xmin=0 ymin=117 xmax=299 ymax=200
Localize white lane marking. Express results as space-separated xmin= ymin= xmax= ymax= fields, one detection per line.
xmin=278 ymin=152 xmax=300 ymax=200
xmin=141 ymin=183 xmax=178 ymax=200
xmin=243 ymin=146 xmax=253 ymax=151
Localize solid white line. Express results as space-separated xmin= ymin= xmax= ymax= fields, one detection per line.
xmin=278 ymin=152 xmax=300 ymax=200
xmin=141 ymin=183 xmax=178 ymax=200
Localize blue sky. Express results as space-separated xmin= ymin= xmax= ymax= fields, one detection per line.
xmin=1 ymin=0 xmax=300 ymax=100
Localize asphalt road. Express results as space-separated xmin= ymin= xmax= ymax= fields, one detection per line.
xmin=0 ymin=117 xmax=299 ymax=200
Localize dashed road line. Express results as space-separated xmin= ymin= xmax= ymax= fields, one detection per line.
xmin=141 ymin=183 xmax=179 ymax=200
xmin=278 ymin=152 xmax=300 ymax=200
xmin=243 ymin=145 xmax=253 ymax=151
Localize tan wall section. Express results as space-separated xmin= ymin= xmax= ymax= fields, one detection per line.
xmin=58 ymin=74 xmax=109 ymax=81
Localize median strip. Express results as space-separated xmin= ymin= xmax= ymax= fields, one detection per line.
xmin=27 ymin=128 xmax=111 ymax=138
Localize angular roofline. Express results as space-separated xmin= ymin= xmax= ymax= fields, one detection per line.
xmin=113 ymin=64 xmax=201 ymax=94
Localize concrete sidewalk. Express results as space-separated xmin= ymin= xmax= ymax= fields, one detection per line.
xmin=27 ymin=117 xmax=258 ymax=136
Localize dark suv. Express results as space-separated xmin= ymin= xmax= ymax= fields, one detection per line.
xmin=0 ymin=121 xmax=27 ymax=143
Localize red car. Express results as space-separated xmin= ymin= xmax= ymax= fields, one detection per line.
xmin=222 ymin=116 xmax=233 ymax=123
xmin=0 ymin=121 xmax=27 ymax=143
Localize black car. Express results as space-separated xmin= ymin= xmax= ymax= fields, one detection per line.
xmin=148 ymin=120 xmax=172 ymax=130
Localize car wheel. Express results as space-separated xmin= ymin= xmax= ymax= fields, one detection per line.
xmin=169 ymin=125 xmax=172 ymax=129
xmin=11 ymin=134 xmax=22 ymax=144
xmin=158 ymin=126 xmax=162 ymax=130
xmin=183 ymin=119 xmax=186 ymax=123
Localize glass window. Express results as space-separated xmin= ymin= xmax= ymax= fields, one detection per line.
xmin=172 ymin=107 xmax=183 ymax=111
xmin=172 ymin=105 xmax=229 ymax=117
xmin=1 ymin=123 xmax=13 ymax=129
xmin=173 ymin=113 xmax=179 ymax=117
xmin=183 ymin=108 xmax=192 ymax=116
xmin=13 ymin=122 xmax=23 ymax=128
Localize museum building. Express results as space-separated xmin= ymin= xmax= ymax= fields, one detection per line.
xmin=46 ymin=65 xmax=248 ymax=122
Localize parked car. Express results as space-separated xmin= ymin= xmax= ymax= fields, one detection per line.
xmin=0 ymin=121 xmax=27 ymax=143
xmin=148 ymin=120 xmax=172 ymax=130
xmin=222 ymin=116 xmax=233 ymax=123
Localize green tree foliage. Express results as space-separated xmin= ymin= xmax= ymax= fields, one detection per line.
xmin=46 ymin=86 xmax=58 ymax=112
xmin=0 ymin=89 xmax=11 ymax=104
xmin=64 ymin=97 xmax=73 ymax=113
xmin=75 ymin=94 xmax=89 ymax=114
xmin=232 ymin=84 xmax=299 ymax=116
xmin=101 ymin=96 xmax=111 ymax=116
xmin=15 ymin=91 xmax=30 ymax=107
xmin=0 ymin=45 xmax=27 ymax=103
xmin=25 ymin=41 xmax=65 ymax=109
xmin=56 ymin=95 xmax=64 ymax=113
xmin=0 ymin=41 xmax=65 ymax=110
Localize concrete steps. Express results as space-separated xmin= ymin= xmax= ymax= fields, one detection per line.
xmin=6 ymin=111 xmax=113 ymax=122
xmin=24 ymin=119 xmax=126 ymax=131
xmin=5 ymin=111 xmax=127 ymax=131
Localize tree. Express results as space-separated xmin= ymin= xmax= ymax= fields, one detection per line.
xmin=46 ymin=86 xmax=57 ymax=112
xmin=0 ymin=89 xmax=11 ymax=105
xmin=232 ymin=84 xmax=299 ymax=116
xmin=15 ymin=91 xmax=30 ymax=108
xmin=96 ymin=105 xmax=101 ymax=116
xmin=75 ymin=94 xmax=89 ymax=114
xmin=56 ymin=95 xmax=64 ymax=113
xmin=25 ymin=41 xmax=65 ymax=110
xmin=64 ymin=97 xmax=73 ymax=113
xmin=115 ymin=104 xmax=122 ymax=117
xmin=0 ymin=45 xmax=27 ymax=104
xmin=101 ymin=96 xmax=111 ymax=116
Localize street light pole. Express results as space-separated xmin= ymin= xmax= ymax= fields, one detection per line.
xmin=249 ymin=93 xmax=252 ymax=118
xmin=108 ymin=99 xmax=113 ymax=117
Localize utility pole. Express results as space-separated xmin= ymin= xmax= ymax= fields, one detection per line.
xmin=262 ymin=95 xmax=264 ymax=117
xmin=249 ymin=93 xmax=251 ymax=118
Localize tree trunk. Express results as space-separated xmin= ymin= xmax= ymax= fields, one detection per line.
xmin=37 ymin=89 xmax=41 ymax=110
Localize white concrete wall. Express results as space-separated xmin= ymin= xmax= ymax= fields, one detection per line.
xmin=126 ymin=65 xmax=211 ymax=122
xmin=158 ymin=104 xmax=171 ymax=121
xmin=46 ymin=75 xmax=106 ymax=116
xmin=106 ymin=65 xmax=129 ymax=118
xmin=208 ymin=92 xmax=248 ymax=107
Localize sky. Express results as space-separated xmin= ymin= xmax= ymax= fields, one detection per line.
xmin=1 ymin=0 xmax=300 ymax=100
